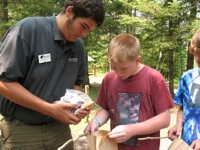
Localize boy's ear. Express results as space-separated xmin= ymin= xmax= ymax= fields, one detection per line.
xmin=136 ymin=55 xmax=141 ymax=64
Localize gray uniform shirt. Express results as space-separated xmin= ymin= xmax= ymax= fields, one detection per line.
xmin=0 ymin=14 xmax=86 ymax=124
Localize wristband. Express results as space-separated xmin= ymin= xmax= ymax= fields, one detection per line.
xmin=93 ymin=117 xmax=101 ymax=127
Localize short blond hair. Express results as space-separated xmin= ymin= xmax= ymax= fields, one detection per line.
xmin=107 ymin=34 xmax=140 ymax=63
xmin=189 ymin=29 xmax=200 ymax=54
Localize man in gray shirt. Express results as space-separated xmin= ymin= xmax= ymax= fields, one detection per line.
xmin=0 ymin=0 xmax=105 ymax=149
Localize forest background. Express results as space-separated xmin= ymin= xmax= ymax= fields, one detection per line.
xmin=1 ymin=0 xmax=200 ymax=97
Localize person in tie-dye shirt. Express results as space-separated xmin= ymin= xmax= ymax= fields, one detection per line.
xmin=168 ymin=29 xmax=200 ymax=150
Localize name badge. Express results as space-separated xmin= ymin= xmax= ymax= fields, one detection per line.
xmin=38 ymin=54 xmax=51 ymax=64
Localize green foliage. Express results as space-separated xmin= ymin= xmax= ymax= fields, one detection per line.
xmin=1 ymin=0 xmax=200 ymax=85
xmin=190 ymin=19 xmax=200 ymax=35
xmin=7 ymin=0 xmax=63 ymax=19
xmin=0 ymin=0 xmax=63 ymax=37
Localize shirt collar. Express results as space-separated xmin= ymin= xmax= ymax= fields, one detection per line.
xmin=52 ymin=13 xmax=64 ymax=41
xmin=52 ymin=14 xmax=76 ymax=47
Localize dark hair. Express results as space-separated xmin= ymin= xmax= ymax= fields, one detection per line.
xmin=61 ymin=0 xmax=105 ymax=27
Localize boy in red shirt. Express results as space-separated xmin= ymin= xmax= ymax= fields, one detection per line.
xmin=84 ymin=34 xmax=174 ymax=150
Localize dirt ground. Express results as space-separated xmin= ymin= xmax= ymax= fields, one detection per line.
xmin=72 ymin=75 xmax=177 ymax=150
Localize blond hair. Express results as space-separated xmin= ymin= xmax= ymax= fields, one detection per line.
xmin=107 ymin=34 xmax=140 ymax=63
xmin=189 ymin=29 xmax=200 ymax=54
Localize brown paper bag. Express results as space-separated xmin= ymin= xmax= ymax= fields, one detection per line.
xmin=86 ymin=130 xmax=118 ymax=150
xmin=167 ymin=138 xmax=193 ymax=150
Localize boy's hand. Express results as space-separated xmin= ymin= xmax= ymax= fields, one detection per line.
xmin=190 ymin=139 xmax=200 ymax=150
xmin=108 ymin=125 xmax=133 ymax=143
xmin=84 ymin=118 xmax=99 ymax=135
xmin=168 ymin=124 xmax=182 ymax=140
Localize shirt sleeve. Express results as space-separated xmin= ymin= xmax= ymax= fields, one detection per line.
xmin=0 ymin=27 xmax=31 ymax=82
xmin=173 ymin=78 xmax=184 ymax=106
xmin=150 ymin=72 xmax=174 ymax=114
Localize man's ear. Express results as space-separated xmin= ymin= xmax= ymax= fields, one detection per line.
xmin=65 ymin=6 xmax=74 ymax=17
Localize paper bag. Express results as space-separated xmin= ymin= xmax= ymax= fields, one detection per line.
xmin=167 ymin=138 xmax=193 ymax=150
xmin=86 ymin=130 xmax=118 ymax=150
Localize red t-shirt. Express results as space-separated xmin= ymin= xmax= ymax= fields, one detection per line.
xmin=96 ymin=65 xmax=174 ymax=150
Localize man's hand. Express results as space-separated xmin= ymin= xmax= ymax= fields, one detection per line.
xmin=48 ymin=103 xmax=81 ymax=125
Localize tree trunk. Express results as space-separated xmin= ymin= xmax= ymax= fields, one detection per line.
xmin=1 ymin=0 xmax=8 ymax=21
xmin=166 ymin=0 xmax=175 ymax=97
xmin=186 ymin=43 xmax=194 ymax=70
xmin=186 ymin=0 xmax=197 ymax=70
xmin=169 ymin=48 xmax=174 ymax=97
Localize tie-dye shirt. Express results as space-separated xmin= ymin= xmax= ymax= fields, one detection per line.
xmin=174 ymin=68 xmax=200 ymax=145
